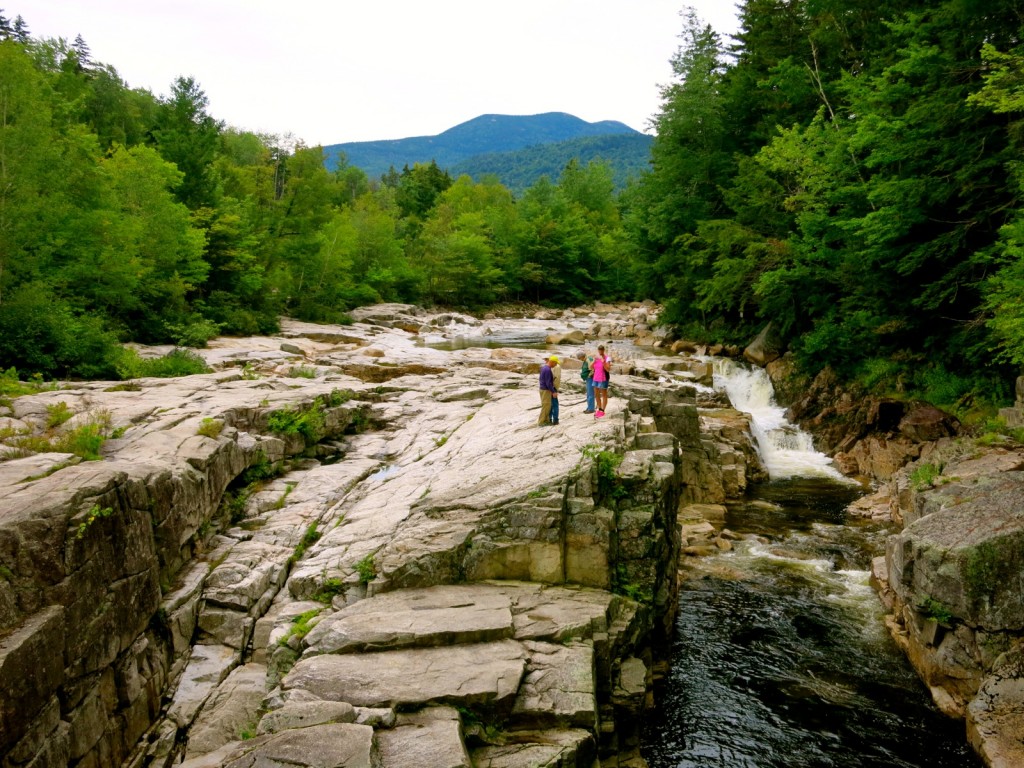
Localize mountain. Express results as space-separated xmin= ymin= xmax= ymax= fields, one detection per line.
xmin=449 ymin=133 xmax=653 ymax=194
xmin=322 ymin=112 xmax=650 ymax=186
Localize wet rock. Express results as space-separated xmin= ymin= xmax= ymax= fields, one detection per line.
xmin=743 ymin=322 xmax=783 ymax=367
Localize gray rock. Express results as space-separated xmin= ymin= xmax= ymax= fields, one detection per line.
xmin=470 ymin=729 xmax=594 ymax=768
xmin=967 ymin=645 xmax=1024 ymax=768
xmin=178 ymin=723 xmax=375 ymax=768
xmin=257 ymin=699 xmax=356 ymax=735
xmin=511 ymin=641 xmax=596 ymax=730
xmin=743 ymin=322 xmax=783 ymax=366
xmin=283 ymin=640 xmax=527 ymax=710
xmin=304 ymin=584 xmax=514 ymax=655
xmin=185 ymin=663 xmax=267 ymax=758
xmin=375 ymin=706 xmax=471 ymax=768
xmin=166 ymin=644 xmax=238 ymax=729
xmin=887 ymin=470 xmax=1024 ymax=631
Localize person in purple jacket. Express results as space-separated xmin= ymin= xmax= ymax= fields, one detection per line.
xmin=538 ymin=355 xmax=556 ymax=426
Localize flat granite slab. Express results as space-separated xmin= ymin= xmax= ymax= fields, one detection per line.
xmin=283 ymin=639 xmax=527 ymax=710
xmin=304 ymin=584 xmax=515 ymax=655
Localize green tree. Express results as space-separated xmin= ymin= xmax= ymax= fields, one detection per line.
xmin=153 ymin=76 xmax=222 ymax=209
xmin=0 ymin=40 xmax=66 ymax=303
xmin=514 ymin=177 xmax=596 ymax=304
xmin=627 ymin=11 xmax=732 ymax=320
xmin=970 ymin=44 xmax=1024 ymax=366
xmin=395 ymin=161 xmax=452 ymax=222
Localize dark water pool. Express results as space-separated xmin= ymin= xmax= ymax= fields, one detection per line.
xmin=641 ymin=479 xmax=980 ymax=768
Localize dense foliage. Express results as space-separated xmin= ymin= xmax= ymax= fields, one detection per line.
xmin=629 ymin=0 xmax=1024 ymax=415
xmin=449 ymin=134 xmax=654 ymax=195
xmin=0 ymin=16 xmax=634 ymax=379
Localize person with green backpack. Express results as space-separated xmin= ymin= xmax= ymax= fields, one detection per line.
xmin=579 ymin=350 xmax=596 ymax=414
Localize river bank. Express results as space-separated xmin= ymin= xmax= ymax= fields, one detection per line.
xmin=1 ymin=303 xmax=1020 ymax=767
xmin=0 ymin=302 xmax=731 ymax=768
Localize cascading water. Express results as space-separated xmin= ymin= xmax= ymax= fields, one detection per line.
xmin=641 ymin=358 xmax=980 ymax=767
xmin=710 ymin=357 xmax=851 ymax=482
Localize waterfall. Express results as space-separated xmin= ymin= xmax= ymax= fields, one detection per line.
xmin=710 ymin=358 xmax=852 ymax=482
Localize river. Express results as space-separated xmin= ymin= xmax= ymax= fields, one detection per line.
xmin=640 ymin=362 xmax=980 ymax=767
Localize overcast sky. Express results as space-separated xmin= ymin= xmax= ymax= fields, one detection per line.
xmin=23 ymin=1 xmax=740 ymax=147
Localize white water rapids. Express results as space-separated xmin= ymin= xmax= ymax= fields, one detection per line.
xmin=708 ymin=358 xmax=853 ymax=482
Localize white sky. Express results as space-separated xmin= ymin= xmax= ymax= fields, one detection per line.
xmin=23 ymin=1 xmax=740 ymax=147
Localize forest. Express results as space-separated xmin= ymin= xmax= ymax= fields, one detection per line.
xmin=1 ymin=1 xmax=1023 ymax=425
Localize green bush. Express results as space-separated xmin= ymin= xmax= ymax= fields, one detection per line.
xmin=0 ymin=284 xmax=122 ymax=380
xmin=290 ymin=523 xmax=322 ymax=564
xmin=287 ymin=365 xmax=317 ymax=379
xmin=197 ymin=418 xmax=223 ymax=438
xmin=114 ymin=347 xmax=211 ymax=379
xmin=76 ymin=504 xmax=113 ymax=539
xmin=165 ymin=317 xmax=223 ymax=348
xmin=910 ymin=462 xmax=940 ymax=490
xmin=917 ymin=596 xmax=954 ymax=624
xmin=278 ymin=608 xmax=323 ymax=646
xmin=0 ymin=368 xmax=39 ymax=400
xmin=45 ymin=401 xmax=74 ymax=428
xmin=855 ymin=358 xmax=904 ymax=394
xmin=355 ymin=554 xmax=377 ymax=584
xmin=58 ymin=421 xmax=108 ymax=460
xmin=267 ymin=405 xmax=325 ymax=445
xmin=312 ymin=577 xmax=345 ymax=603
xmin=6 ymin=411 xmax=112 ymax=461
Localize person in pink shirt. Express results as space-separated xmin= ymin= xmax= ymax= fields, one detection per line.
xmin=591 ymin=345 xmax=610 ymax=418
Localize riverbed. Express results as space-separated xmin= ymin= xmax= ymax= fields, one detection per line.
xmin=640 ymin=361 xmax=980 ymax=767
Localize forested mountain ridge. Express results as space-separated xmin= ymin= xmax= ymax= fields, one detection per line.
xmin=449 ymin=133 xmax=654 ymax=195
xmin=322 ymin=112 xmax=643 ymax=179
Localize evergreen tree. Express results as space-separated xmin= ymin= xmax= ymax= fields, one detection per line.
xmin=12 ymin=15 xmax=27 ymax=43
xmin=153 ymin=76 xmax=222 ymax=209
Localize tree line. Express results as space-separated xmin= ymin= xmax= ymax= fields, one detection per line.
xmin=630 ymin=0 xmax=1024 ymax=417
xmin=0 ymin=15 xmax=634 ymax=379
xmin=2 ymin=2 xmax=1024 ymax=420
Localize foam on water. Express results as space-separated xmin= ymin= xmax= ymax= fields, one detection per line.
xmin=709 ymin=358 xmax=854 ymax=482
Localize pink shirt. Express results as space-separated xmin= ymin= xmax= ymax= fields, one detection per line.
xmin=592 ymin=355 xmax=608 ymax=382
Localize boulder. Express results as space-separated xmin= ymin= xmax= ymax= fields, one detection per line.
xmin=887 ymin=470 xmax=1024 ymax=631
xmin=257 ymin=700 xmax=356 ymax=735
xmin=743 ymin=323 xmax=784 ymax=366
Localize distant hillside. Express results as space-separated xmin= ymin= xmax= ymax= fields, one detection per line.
xmin=450 ymin=133 xmax=653 ymax=194
xmin=323 ymin=112 xmax=646 ymax=182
